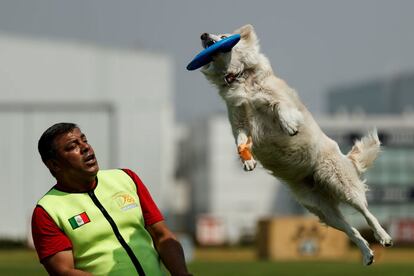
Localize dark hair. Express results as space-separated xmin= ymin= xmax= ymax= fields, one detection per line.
xmin=38 ymin=122 xmax=79 ymax=163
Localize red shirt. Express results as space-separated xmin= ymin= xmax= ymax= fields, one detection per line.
xmin=31 ymin=169 xmax=164 ymax=261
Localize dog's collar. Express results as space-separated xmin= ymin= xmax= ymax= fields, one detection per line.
xmin=224 ymin=68 xmax=256 ymax=86
xmin=224 ymin=71 xmax=243 ymax=86
xmin=224 ymin=72 xmax=239 ymax=85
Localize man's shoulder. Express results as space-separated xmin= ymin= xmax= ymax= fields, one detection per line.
xmin=97 ymin=168 xmax=135 ymax=178
xmin=98 ymin=168 xmax=139 ymax=186
xmin=98 ymin=168 xmax=134 ymax=175
xmin=37 ymin=185 xmax=64 ymax=205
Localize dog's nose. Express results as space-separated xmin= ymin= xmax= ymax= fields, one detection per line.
xmin=200 ymin=33 xmax=209 ymax=40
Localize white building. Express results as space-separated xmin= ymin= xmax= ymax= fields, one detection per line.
xmin=0 ymin=33 xmax=175 ymax=240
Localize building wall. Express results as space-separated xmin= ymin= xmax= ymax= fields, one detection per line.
xmin=327 ymin=72 xmax=414 ymax=114
xmin=0 ymin=34 xmax=174 ymax=239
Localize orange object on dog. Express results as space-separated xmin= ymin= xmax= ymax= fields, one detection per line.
xmin=238 ymin=137 xmax=253 ymax=161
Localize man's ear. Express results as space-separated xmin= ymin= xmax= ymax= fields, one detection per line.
xmin=234 ymin=24 xmax=257 ymax=44
xmin=45 ymin=159 xmax=60 ymax=175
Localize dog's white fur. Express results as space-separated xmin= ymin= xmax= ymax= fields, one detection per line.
xmin=199 ymin=24 xmax=392 ymax=265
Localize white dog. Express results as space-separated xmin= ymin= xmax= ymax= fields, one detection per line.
xmin=198 ymin=24 xmax=392 ymax=265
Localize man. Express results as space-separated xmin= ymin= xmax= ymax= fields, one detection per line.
xmin=32 ymin=122 xmax=192 ymax=276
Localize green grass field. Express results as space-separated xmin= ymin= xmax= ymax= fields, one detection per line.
xmin=188 ymin=261 xmax=414 ymax=276
xmin=1 ymin=248 xmax=414 ymax=276
xmin=0 ymin=249 xmax=47 ymax=276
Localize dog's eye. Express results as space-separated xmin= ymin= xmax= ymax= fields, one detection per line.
xmin=220 ymin=35 xmax=227 ymax=39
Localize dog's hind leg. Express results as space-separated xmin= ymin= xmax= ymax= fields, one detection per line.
xmin=346 ymin=195 xmax=393 ymax=247
xmin=305 ymin=203 xmax=374 ymax=265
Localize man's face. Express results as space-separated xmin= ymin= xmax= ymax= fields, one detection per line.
xmin=51 ymin=128 xmax=99 ymax=180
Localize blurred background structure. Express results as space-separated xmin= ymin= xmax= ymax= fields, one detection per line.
xmin=0 ymin=34 xmax=175 ymax=241
xmin=1 ymin=0 xmax=414 ymax=271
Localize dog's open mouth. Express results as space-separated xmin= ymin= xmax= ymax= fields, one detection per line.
xmin=202 ymin=39 xmax=216 ymax=49
xmin=205 ymin=40 xmax=215 ymax=48
xmin=201 ymin=33 xmax=217 ymax=49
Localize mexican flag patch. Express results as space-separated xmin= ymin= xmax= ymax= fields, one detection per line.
xmin=68 ymin=212 xmax=90 ymax=229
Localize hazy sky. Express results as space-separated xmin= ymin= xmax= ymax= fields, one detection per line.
xmin=1 ymin=0 xmax=413 ymax=122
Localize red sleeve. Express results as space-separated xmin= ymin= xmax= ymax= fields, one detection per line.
xmin=31 ymin=205 xmax=72 ymax=262
xmin=122 ymin=168 xmax=164 ymax=226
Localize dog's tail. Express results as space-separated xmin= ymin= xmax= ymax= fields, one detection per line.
xmin=347 ymin=129 xmax=381 ymax=175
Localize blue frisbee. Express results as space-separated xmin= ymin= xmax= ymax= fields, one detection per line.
xmin=186 ymin=34 xmax=241 ymax=71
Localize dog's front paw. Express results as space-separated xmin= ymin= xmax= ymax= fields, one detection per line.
xmin=243 ymin=158 xmax=257 ymax=171
xmin=277 ymin=107 xmax=302 ymax=136
xmin=238 ymin=138 xmax=256 ymax=171
xmin=279 ymin=120 xmax=298 ymax=136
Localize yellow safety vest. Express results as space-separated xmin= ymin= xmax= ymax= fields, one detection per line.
xmin=38 ymin=169 xmax=164 ymax=276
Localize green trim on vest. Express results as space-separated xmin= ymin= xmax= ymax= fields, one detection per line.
xmin=38 ymin=169 xmax=164 ymax=276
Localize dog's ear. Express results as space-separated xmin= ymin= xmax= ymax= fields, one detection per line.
xmin=234 ymin=24 xmax=257 ymax=44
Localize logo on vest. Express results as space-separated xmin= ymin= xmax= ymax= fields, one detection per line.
xmin=68 ymin=212 xmax=90 ymax=230
xmin=113 ymin=193 xmax=138 ymax=211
